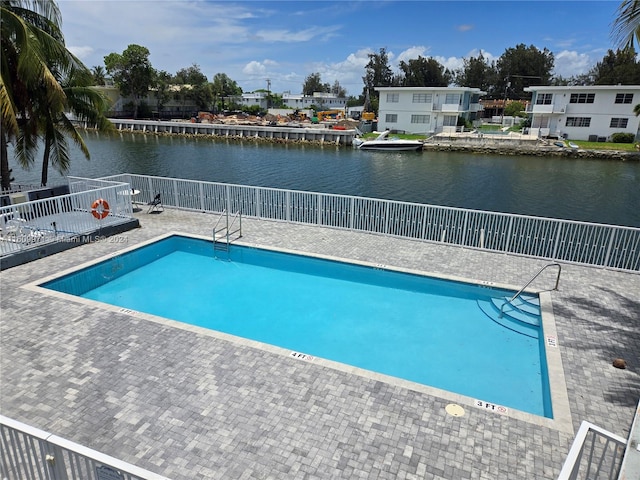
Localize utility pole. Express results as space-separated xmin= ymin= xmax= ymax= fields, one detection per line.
xmin=266 ymin=78 xmax=271 ymax=110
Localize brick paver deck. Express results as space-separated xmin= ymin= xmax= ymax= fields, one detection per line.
xmin=1 ymin=208 xmax=639 ymax=479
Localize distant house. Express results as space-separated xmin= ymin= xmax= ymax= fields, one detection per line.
xmin=282 ymin=92 xmax=347 ymax=111
xmin=375 ymin=87 xmax=485 ymax=135
xmin=94 ymin=84 xmax=201 ymax=118
xmin=523 ymin=85 xmax=640 ymax=141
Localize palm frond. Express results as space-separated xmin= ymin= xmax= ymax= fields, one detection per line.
xmin=612 ymin=0 xmax=640 ymax=49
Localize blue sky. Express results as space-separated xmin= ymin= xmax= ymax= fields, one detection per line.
xmin=59 ymin=0 xmax=621 ymax=96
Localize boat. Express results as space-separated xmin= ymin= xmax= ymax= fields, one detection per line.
xmin=568 ymin=142 xmax=579 ymax=149
xmin=354 ymin=130 xmax=423 ymax=152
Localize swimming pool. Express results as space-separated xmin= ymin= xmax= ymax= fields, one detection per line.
xmin=42 ymin=234 xmax=552 ymax=418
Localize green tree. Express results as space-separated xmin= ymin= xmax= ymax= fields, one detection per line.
xmin=494 ymin=44 xmax=554 ymax=99
xmin=104 ymin=44 xmax=154 ymax=119
xmin=362 ymin=47 xmax=396 ymax=115
xmin=302 ymin=72 xmax=329 ymax=95
xmin=91 ymin=65 xmax=106 ymax=85
xmin=1 ymin=0 xmax=110 ymax=189
xmin=1 ymin=0 xmax=67 ymax=189
xmin=172 ymin=65 xmax=212 ymax=111
xmin=503 ymin=100 xmax=527 ymax=118
xmin=331 ymin=80 xmax=347 ymax=98
xmin=455 ymin=51 xmax=497 ymax=91
xmin=589 ymin=46 xmax=640 ymax=85
xmin=36 ymin=66 xmax=112 ymax=186
xmin=211 ymin=73 xmax=242 ymax=112
xmin=153 ymin=70 xmax=172 ymax=118
xmin=399 ymin=56 xmax=452 ymax=87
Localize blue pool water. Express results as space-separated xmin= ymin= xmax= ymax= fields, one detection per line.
xmin=43 ymin=235 xmax=552 ymax=417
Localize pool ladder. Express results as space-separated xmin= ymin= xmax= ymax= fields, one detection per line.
xmin=499 ymin=263 xmax=561 ymax=318
xmin=213 ymin=210 xmax=242 ymax=259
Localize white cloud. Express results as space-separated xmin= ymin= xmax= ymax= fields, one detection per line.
xmin=553 ymin=50 xmax=593 ymax=77
xmin=68 ymin=46 xmax=94 ymax=61
xmin=396 ymin=46 xmax=429 ymax=64
xmin=434 ymin=56 xmax=464 ymax=72
xmin=242 ymin=61 xmax=268 ymax=76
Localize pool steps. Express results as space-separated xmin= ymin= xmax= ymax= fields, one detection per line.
xmin=477 ymin=294 xmax=541 ymax=339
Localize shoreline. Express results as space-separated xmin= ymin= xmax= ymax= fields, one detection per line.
xmin=90 ymin=126 xmax=640 ymax=161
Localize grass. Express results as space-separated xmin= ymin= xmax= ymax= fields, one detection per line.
xmin=565 ymin=140 xmax=637 ymax=152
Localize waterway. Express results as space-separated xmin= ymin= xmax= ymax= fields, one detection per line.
xmin=8 ymin=131 xmax=640 ymax=227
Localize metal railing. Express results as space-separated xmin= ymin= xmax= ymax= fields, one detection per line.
xmin=557 ymin=421 xmax=627 ymax=480
xmin=499 ymin=263 xmax=561 ymax=317
xmin=0 ymin=179 xmax=135 ymax=257
xmin=0 ymin=415 xmax=171 ymax=480
xmin=98 ymin=174 xmax=640 ymax=272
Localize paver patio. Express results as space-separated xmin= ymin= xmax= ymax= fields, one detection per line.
xmin=1 ymin=207 xmax=639 ymax=479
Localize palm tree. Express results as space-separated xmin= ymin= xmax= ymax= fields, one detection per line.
xmin=612 ymin=2 xmax=640 ymax=124
xmin=1 ymin=0 xmax=111 ymax=188
xmin=1 ymin=0 xmax=68 ymax=189
xmin=34 ymin=65 xmax=112 ymax=186
xmin=612 ymin=0 xmax=640 ymax=49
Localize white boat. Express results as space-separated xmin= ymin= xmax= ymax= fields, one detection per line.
xmin=354 ymin=130 xmax=423 ymax=152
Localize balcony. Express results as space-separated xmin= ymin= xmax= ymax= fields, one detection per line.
xmin=527 ymin=104 xmax=567 ymax=114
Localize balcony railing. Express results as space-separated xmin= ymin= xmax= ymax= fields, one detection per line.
xmin=98 ymin=174 xmax=640 ymax=272
xmin=0 ymin=415 xmax=171 ymax=480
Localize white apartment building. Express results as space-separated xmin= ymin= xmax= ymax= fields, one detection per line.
xmin=523 ymin=85 xmax=640 ymax=141
xmin=375 ymin=87 xmax=485 ymax=134
xmin=282 ymin=92 xmax=347 ymax=110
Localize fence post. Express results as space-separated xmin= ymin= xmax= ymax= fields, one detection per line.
xmin=199 ymin=182 xmax=205 ymax=211
xmin=603 ymin=228 xmax=617 ymax=269
xmin=317 ymin=193 xmax=323 ymax=226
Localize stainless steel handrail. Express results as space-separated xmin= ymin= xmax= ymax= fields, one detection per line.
xmin=499 ymin=262 xmax=561 ymax=318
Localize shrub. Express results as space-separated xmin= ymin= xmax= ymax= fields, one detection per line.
xmin=611 ymin=132 xmax=635 ymax=143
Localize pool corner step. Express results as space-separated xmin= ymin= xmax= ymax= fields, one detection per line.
xmin=477 ymin=299 xmax=540 ymax=339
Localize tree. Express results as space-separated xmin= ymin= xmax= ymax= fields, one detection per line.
xmin=302 ymin=72 xmax=329 ymax=95
xmin=398 ymin=56 xmax=452 ymax=87
xmin=104 ymin=44 xmax=154 ymax=119
xmin=494 ymin=44 xmax=554 ymax=99
xmin=612 ymin=0 xmax=640 ymax=49
xmin=1 ymin=0 xmax=67 ymax=189
xmin=331 ymin=80 xmax=347 ymax=98
xmin=362 ymin=48 xmax=394 ymax=99
xmin=455 ymin=51 xmax=497 ymax=92
xmin=152 ymin=70 xmax=172 ymax=118
xmin=91 ymin=65 xmax=106 ymax=85
xmin=503 ymin=100 xmax=527 ymax=118
xmin=362 ymin=47 xmax=396 ymax=115
xmin=589 ymin=47 xmax=640 ymax=85
xmin=211 ymin=73 xmax=242 ymax=111
xmin=1 ymin=0 xmax=110 ymax=189
xmin=172 ymin=65 xmax=212 ymax=111
xmin=36 ymin=66 xmax=112 ymax=186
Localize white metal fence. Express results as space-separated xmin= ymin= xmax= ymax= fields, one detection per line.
xmin=0 ymin=178 xmax=135 ymax=257
xmin=100 ymin=173 xmax=640 ymax=272
xmin=0 ymin=415 xmax=170 ymax=480
xmin=557 ymin=421 xmax=627 ymax=480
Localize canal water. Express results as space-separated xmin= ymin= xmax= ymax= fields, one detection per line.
xmin=8 ymin=131 xmax=640 ymax=227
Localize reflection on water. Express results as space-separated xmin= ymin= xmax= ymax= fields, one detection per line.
xmin=8 ymin=130 xmax=640 ymax=227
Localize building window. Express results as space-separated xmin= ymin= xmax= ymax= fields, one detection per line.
xmin=535 ymin=93 xmax=553 ymax=105
xmin=615 ymin=93 xmax=633 ymax=104
xmin=565 ymin=117 xmax=591 ymax=127
xmin=386 ymin=114 xmax=398 ymax=123
xmin=410 ymin=114 xmax=430 ymax=123
xmin=387 ymin=93 xmax=399 ymax=103
xmin=412 ymin=93 xmax=431 ymax=103
xmin=569 ymin=93 xmax=595 ymax=103
xmin=443 ymin=115 xmax=457 ymax=126
xmin=444 ymin=93 xmax=460 ymax=104
xmin=610 ymin=118 xmax=629 ymax=128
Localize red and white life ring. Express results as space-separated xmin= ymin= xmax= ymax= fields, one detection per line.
xmin=91 ymin=198 xmax=110 ymax=220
